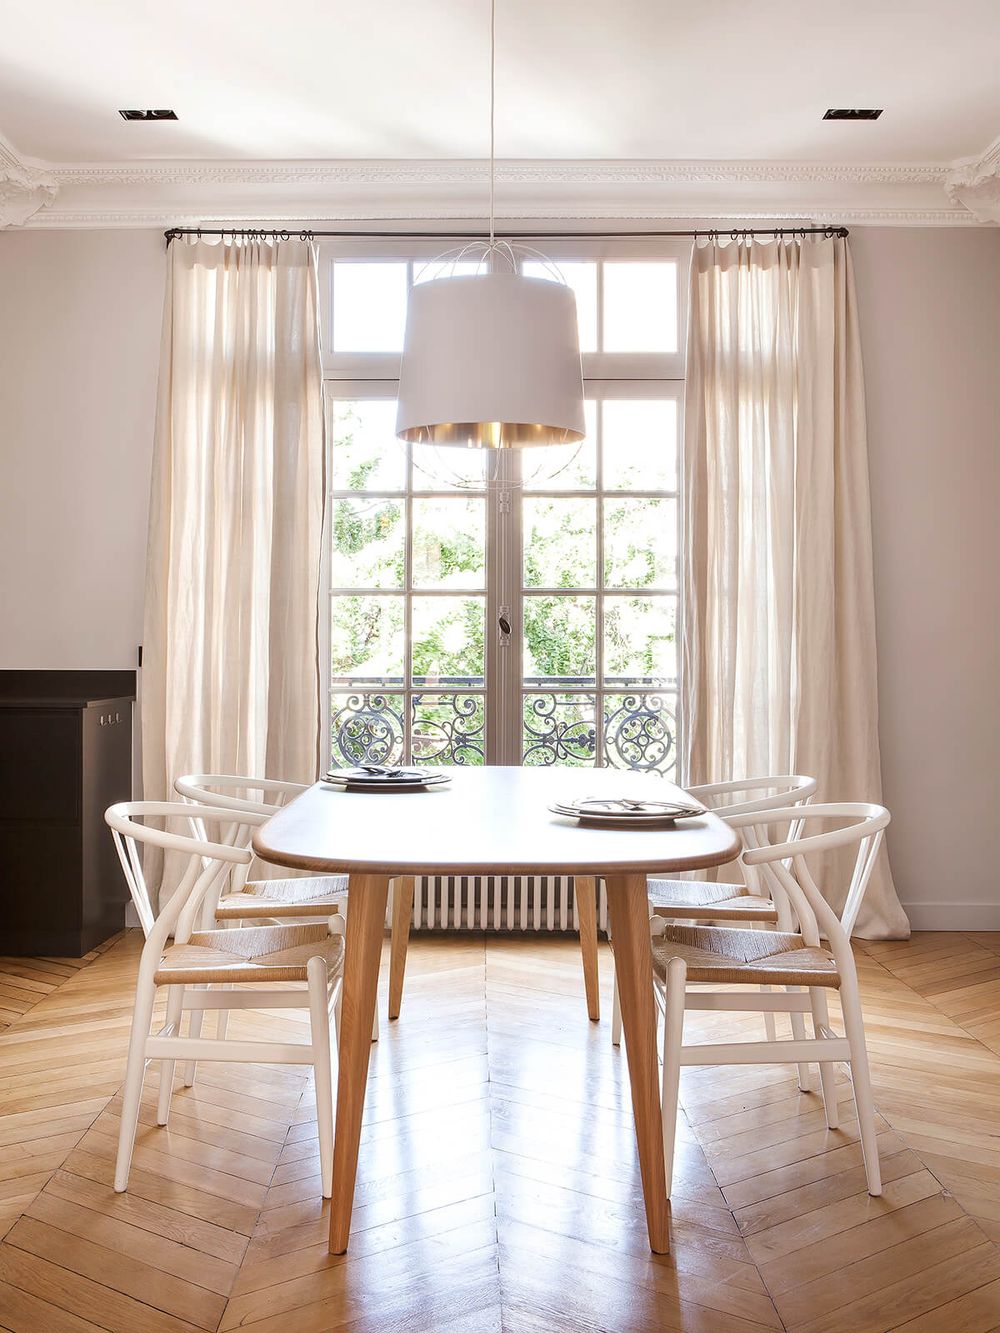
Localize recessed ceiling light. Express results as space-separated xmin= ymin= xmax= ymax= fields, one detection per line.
xmin=118 ymin=109 xmax=178 ymax=121
xmin=823 ymin=108 xmax=883 ymax=121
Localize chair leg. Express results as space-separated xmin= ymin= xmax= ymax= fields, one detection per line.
xmin=388 ymin=876 xmax=414 ymax=1021
xmin=213 ymin=982 xmax=232 ymax=1041
xmin=611 ymin=969 xmax=622 ymax=1046
xmin=308 ymin=957 xmax=335 ymax=1200
xmin=660 ymin=957 xmax=686 ymax=1199
xmin=114 ymin=979 xmax=157 ymax=1192
xmin=183 ymin=995 xmax=205 ymax=1087
xmin=155 ymin=984 xmax=185 ymax=1125
xmin=760 ymin=985 xmax=777 ymax=1042
xmin=841 ymin=982 xmax=882 ymax=1196
xmin=788 ymin=987 xmax=816 ymax=1091
xmin=809 ymin=988 xmax=840 ymax=1130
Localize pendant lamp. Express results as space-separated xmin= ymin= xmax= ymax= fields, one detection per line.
xmin=395 ymin=0 xmax=585 ymax=451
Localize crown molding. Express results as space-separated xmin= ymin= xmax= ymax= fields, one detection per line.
xmin=41 ymin=158 xmax=950 ymax=187
xmin=0 ymin=136 xmax=58 ymax=227
xmin=1 ymin=146 xmax=991 ymax=230
xmin=945 ymin=136 xmax=1000 ymax=223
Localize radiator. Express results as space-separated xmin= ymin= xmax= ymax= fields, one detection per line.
xmin=407 ymin=875 xmax=608 ymax=933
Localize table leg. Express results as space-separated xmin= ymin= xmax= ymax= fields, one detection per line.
xmin=605 ymin=872 xmax=669 ymax=1254
xmin=575 ymin=876 xmax=600 ymax=1022
xmin=329 ymin=872 xmax=390 ymax=1254
xmin=388 ymin=875 xmax=415 ymax=1020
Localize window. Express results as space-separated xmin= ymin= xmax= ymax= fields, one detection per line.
xmin=321 ymin=239 xmax=687 ymax=777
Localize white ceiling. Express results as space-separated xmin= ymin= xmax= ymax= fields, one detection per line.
xmin=2 ymin=0 xmax=998 ymax=165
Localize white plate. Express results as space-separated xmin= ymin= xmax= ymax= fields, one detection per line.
xmin=322 ymin=768 xmax=451 ymax=792
xmin=549 ymin=798 xmax=704 ymax=826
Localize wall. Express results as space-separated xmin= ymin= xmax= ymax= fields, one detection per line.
xmin=0 ymin=229 xmax=163 ymax=669
xmin=851 ymin=228 xmax=1000 ymax=929
xmin=1 ymin=224 xmax=997 ymax=926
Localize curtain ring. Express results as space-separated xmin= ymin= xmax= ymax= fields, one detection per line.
xmin=299 ymin=229 xmax=309 ymax=242
xmin=280 ymin=229 xmax=290 ymax=242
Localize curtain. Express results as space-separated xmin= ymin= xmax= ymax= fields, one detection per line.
xmin=142 ymin=238 xmax=324 ymax=900
xmin=683 ymin=235 xmax=909 ymax=939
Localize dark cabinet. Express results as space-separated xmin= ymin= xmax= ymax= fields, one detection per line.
xmin=0 ymin=670 xmax=136 ymax=956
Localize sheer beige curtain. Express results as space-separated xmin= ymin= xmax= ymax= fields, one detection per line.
xmin=142 ymin=238 xmax=324 ymax=898
xmin=683 ymin=235 xmax=909 ymax=938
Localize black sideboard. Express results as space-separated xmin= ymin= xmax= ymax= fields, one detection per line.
xmin=0 ymin=670 xmax=136 ymax=956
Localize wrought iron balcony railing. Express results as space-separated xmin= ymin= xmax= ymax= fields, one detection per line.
xmin=330 ymin=679 xmax=677 ymax=775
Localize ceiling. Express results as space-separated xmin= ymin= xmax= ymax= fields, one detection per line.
xmin=2 ymin=0 xmax=997 ymax=165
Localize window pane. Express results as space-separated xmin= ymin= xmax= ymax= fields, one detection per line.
xmin=522 ymin=261 xmax=598 ymax=353
xmin=331 ymin=497 xmax=405 ymax=589
xmin=603 ymin=261 xmax=678 ymax=353
xmin=333 ymin=262 xmax=407 ymax=352
xmin=522 ymin=398 xmax=597 ymax=492
xmin=413 ymin=259 xmax=484 ymax=284
xmin=411 ymin=445 xmax=487 ymax=492
xmin=330 ymin=400 xmax=406 ymax=493
xmin=523 ymin=596 xmax=596 ymax=684
xmin=331 ymin=595 xmax=404 ymax=684
xmin=603 ymin=596 xmax=676 ymax=685
xmin=330 ymin=691 xmax=405 ymax=768
xmin=523 ymin=497 xmax=597 ymax=589
xmin=412 ymin=497 xmax=486 ymax=589
xmin=604 ymin=692 xmax=677 ymax=776
xmin=522 ymin=693 xmax=598 ymax=767
xmin=602 ymin=399 xmax=677 ymax=491
xmin=412 ymin=693 xmax=485 ymax=765
xmin=604 ymin=498 xmax=676 ymax=589
xmin=412 ymin=596 xmax=485 ymax=685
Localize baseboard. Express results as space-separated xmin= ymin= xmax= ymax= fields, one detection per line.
xmin=902 ymin=902 xmax=1000 ymax=932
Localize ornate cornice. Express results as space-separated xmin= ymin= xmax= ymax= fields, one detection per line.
xmin=43 ymin=157 xmax=949 ymax=188
xmin=945 ymin=136 xmax=1000 ymax=223
xmin=0 ymin=141 xmax=992 ymax=229
xmin=0 ymin=137 xmax=58 ymax=227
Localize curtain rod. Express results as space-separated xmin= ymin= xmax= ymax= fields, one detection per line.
xmin=164 ymin=224 xmax=849 ymax=244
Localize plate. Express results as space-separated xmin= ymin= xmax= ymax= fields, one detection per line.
xmin=549 ymin=797 xmax=705 ymax=827
xmin=322 ymin=767 xmax=451 ymax=792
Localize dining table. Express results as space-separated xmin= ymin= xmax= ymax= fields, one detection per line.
xmin=252 ymin=764 xmax=741 ymax=1255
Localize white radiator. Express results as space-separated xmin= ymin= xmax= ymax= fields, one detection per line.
xmin=407 ymin=875 xmax=608 ymax=933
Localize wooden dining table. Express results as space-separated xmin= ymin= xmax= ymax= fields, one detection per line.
xmin=253 ymin=764 xmax=740 ymax=1255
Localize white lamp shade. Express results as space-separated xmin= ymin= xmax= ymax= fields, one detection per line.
xmin=395 ymin=272 xmax=585 ymax=448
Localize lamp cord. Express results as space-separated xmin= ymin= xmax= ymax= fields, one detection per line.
xmin=489 ymin=0 xmax=496 ymax=251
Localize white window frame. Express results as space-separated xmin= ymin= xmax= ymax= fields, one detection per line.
xmin=320 ymin=235 xmax=689 ymax=774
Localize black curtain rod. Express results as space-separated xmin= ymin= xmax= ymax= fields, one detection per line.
xmin=164 ymin=224 xmax=849 ymax=244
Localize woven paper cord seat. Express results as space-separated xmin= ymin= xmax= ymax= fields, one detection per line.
xmin=651 ymin=923 xmax=840 ymax=988
xmin=216 ymin=874 xmax=349 ymax=920
xmin=647 ymin=878 xmax=779 ymax=922
xmin=155 ymin=923 xmax=345 ymax=985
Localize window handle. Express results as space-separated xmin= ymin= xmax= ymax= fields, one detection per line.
xmin=498 ymin=611 xmax=512 ymax=640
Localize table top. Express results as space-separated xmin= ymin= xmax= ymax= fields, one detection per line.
xmin=253 ymin=766 xmax=741 ymax=877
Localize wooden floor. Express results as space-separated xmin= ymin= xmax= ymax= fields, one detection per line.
xmin=0 ymin=931 xmax=999 ymax=1331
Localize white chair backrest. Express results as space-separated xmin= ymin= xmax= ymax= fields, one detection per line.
xmin=727 ymin=803 xmax=891 ymax=965
xmin=104 ymin=801 xmax=268 ymax=944
xmin=688 ymin=775 xmax=817 ymax=820
xmin=174 ymin=773 xmax=307 ymax=817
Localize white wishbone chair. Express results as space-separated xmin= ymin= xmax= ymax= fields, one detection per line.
xmin=610 ymin=774 xmax=818 ymax=1051
xmin=176 ymin=773 xmax=417 ymax=1025
xmin=105 ymin=801 xmax=345 ymax=1196
xmin=653 ymin=802 xmax=890 ymax=1200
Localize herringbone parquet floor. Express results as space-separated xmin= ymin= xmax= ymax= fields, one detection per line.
xmin=0 ymin=929 xmax=999 ymax=1331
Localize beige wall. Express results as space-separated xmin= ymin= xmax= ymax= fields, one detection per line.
xmin=0 ymin=229 xmax=164 ymax=669
xmin=851 ymin=228 xmax=1000 ymax=928
xmin=1 ymin=225 xmax=997 ymax=924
